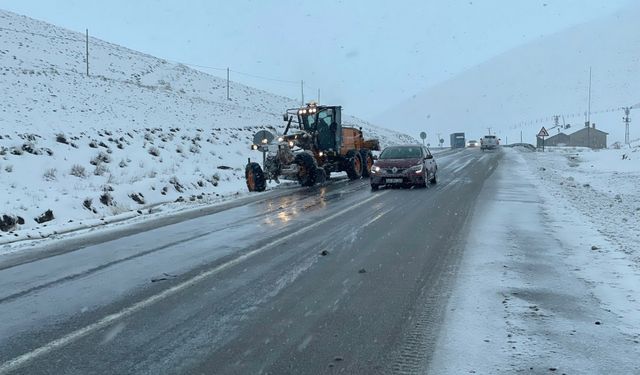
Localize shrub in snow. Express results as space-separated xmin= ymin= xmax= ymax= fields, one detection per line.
xmin=34 ymin=209 xmax=54 ymax=224
xmin=93 ymin=164 xmax=110 ymax=176
xmin=90 ymin=152 xmax=111 ymax=165
xmin=176 ymin=146 xmax=183 ymax=154
xmin=55 ymin=133 xmax=68 ymax=144
xmin=21 ymin=143 xmax=40 ymax=155
xmin=4 ymin=164 xmax=13 ymax=173
xmin=144 ymin=133 xmax=154 ymax=142
xmin=148 ymin=147 xmax=160 ymax=157
xmin=119 ymin=159 xmax=128 ymax=168
xmin=43 ymin=168 xmax=57 ymax=181
xmin=210 ymin=173 xmax=220 ymax=187
xmin=99 ymin=192 xmax=113 ymax=206
xmin=83 ymin=198 xmax=92 ymax=210
xmin=10 ymin=147 xmax=23 ymax=156
xmin=169 ymin=176 xmax=185 ymax=192
xmin=89 ymin=140 xmax=98 ymax=148
xmin=1 ymin=214 xmax=23 ymax=232
xmin=70 ymin=164 xmax=87 ymax=178
xmin=129 ymin=192 xmax=145 ymax=205
xmin=189 ymin=144 xmax=200 ymax=154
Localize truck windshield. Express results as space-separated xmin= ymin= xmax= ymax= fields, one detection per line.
xmin=300 ymin=114 xmax=317 ymax=132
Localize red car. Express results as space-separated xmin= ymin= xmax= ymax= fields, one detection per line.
xmin=370 ymin=145 xmax=437 ymax=190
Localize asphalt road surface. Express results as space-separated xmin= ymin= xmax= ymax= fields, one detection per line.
xmin=0 ymin=148 xmax=502 ymax=375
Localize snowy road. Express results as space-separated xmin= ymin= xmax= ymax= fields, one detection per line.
xmin=0 ymin=148 xmax=498 ymax=374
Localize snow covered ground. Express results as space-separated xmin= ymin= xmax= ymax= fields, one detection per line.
xmin=429 ymin=145 xmax=640 ymax=374
xmin=0 ymin=9 xmax=415 ymax=246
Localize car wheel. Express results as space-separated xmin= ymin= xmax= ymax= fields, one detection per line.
xmin=371 ymin=184 xmax=379 ymax=191
xmin=430 ymin=171 xmax=437 ymax=184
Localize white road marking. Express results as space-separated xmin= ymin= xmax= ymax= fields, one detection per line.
xmin=0 ymin=190 xmax=388 ymax=374
xmin=363 ymin=209 xmax=391 ymax=228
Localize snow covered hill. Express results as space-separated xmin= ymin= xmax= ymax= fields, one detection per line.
xmin=377 ymin=2 xmax=640 ymax=146
xmin=0 ymin=9 xmax=415 ymax=241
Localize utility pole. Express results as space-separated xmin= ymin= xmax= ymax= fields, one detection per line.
xmin=553 ymin=115 xmax=560 ymax=133
xmin=301 ymin=80 xmax=304 ymax=106
xmin=436 ymin=133 xmax=441 ymax=147
xmin=623 ymin=107 xmax=631 ymax=145
xmin=317 ymin=88 xmax=320 ymax=103
xmin=587 ymin=67 xmax=592 ymax=148
xmin=85 ymin=29 xmax=89 ymax=77
xmin=226 ymin=67 xmax=230 ymax=100
xmin=487 ymin=127 xmax=492 ymax=135
xmin=520 ymin=130 xmax=523 ymax=143
xmin=587 ymin=67 xmax=592 ymax=126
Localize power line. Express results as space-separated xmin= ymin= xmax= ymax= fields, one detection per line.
xmin=177 ymin=62 xmax=226 ymax=72
xmin=230 ymin=69 xmax=299 ymax=84
xmin=0 ymin=25 xmax=316 ymax=91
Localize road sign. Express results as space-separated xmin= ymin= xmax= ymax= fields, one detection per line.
xmin=419 ymin=132 xmax=427 ymax=140
xmin=537 ymin=127 xmax=549 ymax=137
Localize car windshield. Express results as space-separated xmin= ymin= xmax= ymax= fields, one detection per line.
xmin=379 ymin=147 xmax=421 ymax=159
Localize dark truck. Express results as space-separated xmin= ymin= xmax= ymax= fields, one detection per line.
xmin=450 ymin=133 xmax=466 ymax=148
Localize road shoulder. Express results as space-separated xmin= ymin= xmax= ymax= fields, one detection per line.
xmin=428 ymin=148 xmax=640 ymax=374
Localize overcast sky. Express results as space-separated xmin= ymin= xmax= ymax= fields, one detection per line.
xmin=0 ymin=0 xmax=631 ymax=121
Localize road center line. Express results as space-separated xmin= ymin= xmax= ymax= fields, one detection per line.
xmin=0 ymin=190 xmax=387 ymax=374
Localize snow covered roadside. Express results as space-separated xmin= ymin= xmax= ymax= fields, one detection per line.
xmin=428 ymin=147 xmax=640 ymax=374
xmin=0 ymin=9 xmax=417 ymax=251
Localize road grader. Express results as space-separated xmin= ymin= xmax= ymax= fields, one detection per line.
xmin=245 ymin=102 xmax=380 ymax=192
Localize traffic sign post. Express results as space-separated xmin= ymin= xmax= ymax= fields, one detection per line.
xmin=537 ymin=127 xmax=549 ymax=151
xmin=419 ymin=131 xmax=427 ymax=146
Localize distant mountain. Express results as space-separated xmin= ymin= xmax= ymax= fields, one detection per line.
xmin=377 ymin=3 xmax=640 ymax=146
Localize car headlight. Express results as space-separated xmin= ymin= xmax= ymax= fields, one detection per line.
xmin=277 ymin=136 xmax=284 ymax=142
xmin=409 ymin=164 xmax=423 ymax=173
xmin=288 ymin=141 xmax=294 ymax=147
xmin=251 ymin=144 xmax=258 ymax=150
xmin=371 ymin=165 xmax=380 ymax=173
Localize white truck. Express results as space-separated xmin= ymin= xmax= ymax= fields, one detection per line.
xmin=480 ymin=135 xmax=499 ymax=151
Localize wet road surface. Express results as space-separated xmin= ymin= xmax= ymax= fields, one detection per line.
xmin=0 ymin=148 xmax=501 ymax=374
